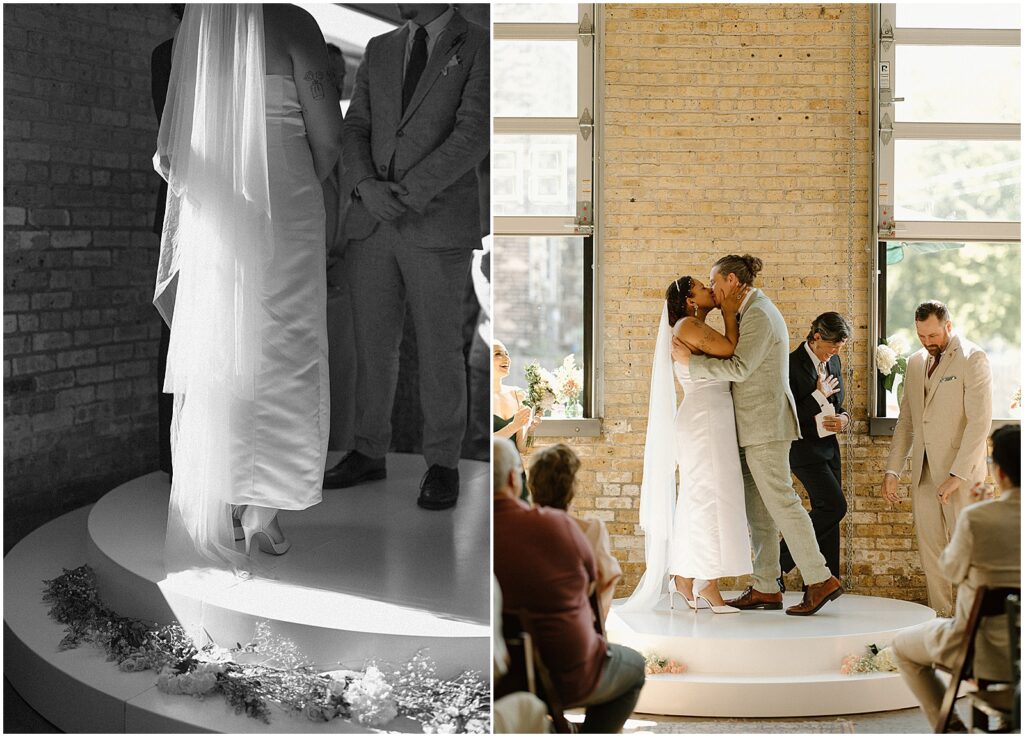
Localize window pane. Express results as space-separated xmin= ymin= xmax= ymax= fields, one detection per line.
xmin=894 ymin=140 xmax=1021 ymax=221
xmin=493 ymin=40 xmax=578 ymax=118
xmin=895 ymin=46 xmax=1020 ymax=123
xmin=492 ymin=4 xmax=579 ymax=23
xmin=883 ymin=241 xmax=1021 ymax=417
xmin=493 ymin=236 xmax=586 ymax=417
xmin=493 ymin=135 xmax=578 ymax=216
xmin=896 ymin=4 xmax=1021 ymax=29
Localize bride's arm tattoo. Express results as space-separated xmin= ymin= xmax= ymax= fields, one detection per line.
xmin=698 ymin=323 xmax=715 ymax=352
xmin=303 ymin=70 xmax=337 ymax=101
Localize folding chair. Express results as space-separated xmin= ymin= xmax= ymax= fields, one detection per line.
xmin=498 ymin=610 xmax=573 ymax=734
xmin=934 ymin=586 xmax=1020 ymax=733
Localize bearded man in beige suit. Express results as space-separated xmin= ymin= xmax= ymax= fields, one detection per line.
xmin=882 ymin=301 xmax=993 ymax=615
xmin=891 ymin=424 xmax=1019 ymax=730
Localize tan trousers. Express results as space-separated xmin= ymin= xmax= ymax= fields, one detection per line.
xmin=741 ymin=442 xmax=831 ymax=592
xmin=891 ymin=619 xmax=954 ymax=727
xmin=914 ymin=461 xmax=969 ymax=615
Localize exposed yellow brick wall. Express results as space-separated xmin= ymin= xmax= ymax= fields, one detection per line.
xmin=529 ymin=4 xmax=931 ymax=604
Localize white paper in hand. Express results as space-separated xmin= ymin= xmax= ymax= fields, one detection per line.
xmin=815 ymin=403 xmax=837 ymax=438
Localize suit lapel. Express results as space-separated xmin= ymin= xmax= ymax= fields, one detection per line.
xmin=399 ymin=13 xmax=468 ymax=126
xmin=383 ymin=27 xmax=408 ymax=130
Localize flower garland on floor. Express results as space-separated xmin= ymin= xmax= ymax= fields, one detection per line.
xmin=43 ymin=566 xmax=489 ymax=732
xmin=644 ymin=652 xmax=687 ymax=675
xmin=840 ymin=643 xmax=898 ymax=675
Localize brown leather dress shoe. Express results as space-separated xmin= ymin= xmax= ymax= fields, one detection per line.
xmin=785 ymin=575 xmax=843 ymax=616
xmin=724 ymin=586 xmax=783 ymax=610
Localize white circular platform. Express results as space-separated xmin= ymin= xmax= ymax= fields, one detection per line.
xmin=608 ymin=591 xmax=935 ymax=717
xmin=5 ymin=452 xmax=489 ymax=733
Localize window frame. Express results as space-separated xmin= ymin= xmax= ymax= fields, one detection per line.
xmin=869 ymin=4 xmax=1022 ymax=434
xmin=493 ymin=4 xmax=602 ymax=437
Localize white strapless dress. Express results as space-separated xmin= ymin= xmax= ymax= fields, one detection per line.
xmin=668 ymin=361 xmax=752 ymax=578
xmin=229 ymin=75 xmax=329 ymax=510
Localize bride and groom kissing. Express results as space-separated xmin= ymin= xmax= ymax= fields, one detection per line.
xmin=623 ymin=254 xmax=843 ymax=617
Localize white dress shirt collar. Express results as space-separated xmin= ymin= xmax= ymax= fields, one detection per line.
xmin=804 ymin=340 xmax=826 ymax=371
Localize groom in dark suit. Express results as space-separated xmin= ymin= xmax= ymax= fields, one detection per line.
xmin=324 ymin=4 xmax=489 ymax=510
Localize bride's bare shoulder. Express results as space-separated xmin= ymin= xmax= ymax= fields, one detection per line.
xmin=675 ymin=316 xmax=704 ymax=337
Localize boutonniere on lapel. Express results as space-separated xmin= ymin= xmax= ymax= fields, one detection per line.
xmin=441 ymin=54 xmax=462 ymax=76
xmin=441 ymin=34 xmax=466 ymax=76
xmin=940 ymin=375 xmax=958 ymax=383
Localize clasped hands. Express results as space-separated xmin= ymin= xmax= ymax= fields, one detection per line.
xmin=359 ymin=178 xmax=409 ymax=222
xmin=511 ymin=405 xmax=542 ymax=434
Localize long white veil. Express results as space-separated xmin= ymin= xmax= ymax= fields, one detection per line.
xmin=619 ymin=303 xmax=679 ymax=611
xmin=154 ymin=5 xmax=272 ymax=574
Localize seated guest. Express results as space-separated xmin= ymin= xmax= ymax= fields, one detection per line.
xmin=530 ymin=443 xmax=623 ymax=624
xmin=494 ymin=438 xmax=645 ymax=734
xmin=891 ymin=424 xmax=1021 ymax=730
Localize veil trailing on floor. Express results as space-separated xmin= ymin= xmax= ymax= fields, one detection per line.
xmin=154 ymin=5 xmax=272 ymax=574
xmin=619 ymin=303 xmax=679 ymax=611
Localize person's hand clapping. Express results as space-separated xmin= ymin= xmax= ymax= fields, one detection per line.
xmin=969 ymin=481 xmax=996 ymax=502
xmin=817 ymin=372 xmax=840 ymax=398
xmin=511 ymin=406 xmax=532 ymax=432
xmin=359 ymin=179 xmax=408 ymax=222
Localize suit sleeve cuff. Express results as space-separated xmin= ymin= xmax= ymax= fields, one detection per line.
xmin=811 ymin=389 xmax=829 ymax=409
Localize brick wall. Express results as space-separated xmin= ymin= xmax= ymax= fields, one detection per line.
xmin=4 ymin=4 xmax=180 ymax=550
xmin=528 ymin=4 xmax=929 ymax=603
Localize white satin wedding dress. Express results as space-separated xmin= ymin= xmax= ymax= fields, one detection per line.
xmin=155 ymin=6 xmax=327 ymax=573
xmin=669 ymin=359 xmax=752 ymax=579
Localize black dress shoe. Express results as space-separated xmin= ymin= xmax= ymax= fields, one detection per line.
xmin=323 ymin=451 xmax=386 ymax=489
xmin=417 ymin=465 xmax=459 ymax=510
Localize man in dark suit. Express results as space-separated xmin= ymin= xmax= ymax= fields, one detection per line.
xmin=325 ymin=4 xmax=489 ymax=510
xmin=150 ymin=4 xmax=185 ymax=480
xmin=779 ymin=312 xmax=853 ymax=587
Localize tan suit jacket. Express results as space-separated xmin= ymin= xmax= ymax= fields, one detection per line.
xmin=923 ymin=488 xmax=1020 ymax=679
xmin=886 ymin=335 xmax=992 ymax=486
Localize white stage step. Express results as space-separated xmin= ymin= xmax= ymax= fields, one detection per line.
xmin=5 ymin=452 xmax=489 ymax=733
xmin=608 ymin=592 xmax=934 ymax=717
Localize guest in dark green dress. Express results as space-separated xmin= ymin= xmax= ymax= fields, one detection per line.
xmin=492 ymin=340 xmax=540 ymax=501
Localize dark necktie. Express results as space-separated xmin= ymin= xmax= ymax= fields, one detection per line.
xmin=927 ymin=352 xmax=941 ymax=379
xmin=402 ymin=26 xmax=428 ymax=114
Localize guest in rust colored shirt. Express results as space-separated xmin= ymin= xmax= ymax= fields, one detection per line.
xmin=493 ymin=438 xmax=645 ymax=734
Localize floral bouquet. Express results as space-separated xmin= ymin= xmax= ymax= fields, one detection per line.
xmin=876 ymin=333 xmax=911 ymax=404
xmin=553 ymin=354 xmax=584 ymax=418
xmin=1011 ymin=386 xmax=1021 ymax=411
xmin=523 ymin=362 xmax=557 ymax=446
xmin=840 ymin=643 xmax=897 ymax=675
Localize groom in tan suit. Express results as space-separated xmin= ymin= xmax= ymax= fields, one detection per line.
xmin=882 ymin=301 xmax=993 ymax=615
xmin=674 ymin=255 xmax=842 ymax=616
xmin=325 ymin=4 xmax=489 ymax=510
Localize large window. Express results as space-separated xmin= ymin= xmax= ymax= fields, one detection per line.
xmin=872 ymin=4 xmax=1021 ymax=427
xmin=492 ymin=4 xmax=599 ymax=434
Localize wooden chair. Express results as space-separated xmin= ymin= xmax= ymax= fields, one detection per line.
xmin=966 ymin=595 xmax=1020 ymax=733
xmin=934 ymin=586 xmax=1020 ymax=733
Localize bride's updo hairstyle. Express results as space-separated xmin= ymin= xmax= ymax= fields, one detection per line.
xmin=665 ymin=276 xmax=694 ymax=327
xmin=711 ymin=254 xmax=763 ymax=286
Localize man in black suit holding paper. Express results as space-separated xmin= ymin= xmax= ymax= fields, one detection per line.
xmin=779 ymin=312 xmax=853 ymax=587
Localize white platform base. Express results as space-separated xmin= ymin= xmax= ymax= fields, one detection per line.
xmin=608 ymin=591 xmax=935 ymax=717
xmin=5 ymin=452 xmax=489 ymax=732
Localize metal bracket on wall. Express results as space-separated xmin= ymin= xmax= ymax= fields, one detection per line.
xmin=579 ymin=107 xmax=593 ymax=141
xmin=879 ymin=18 xmax=894 ymax=51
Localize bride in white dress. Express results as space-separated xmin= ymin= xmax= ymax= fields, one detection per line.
xmin=621 ymin=276 xmax=752 ymax=614
xmin=154 ymin=5 xmax=343 ymax=572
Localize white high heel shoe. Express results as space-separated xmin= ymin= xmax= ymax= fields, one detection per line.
xmin=668 ymin=577 xmax=705 ymax=610
xmin=694 ymin=579 xmax=740 ymax=614
xmin=241 ymin=505 xmax=290 ymax=556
